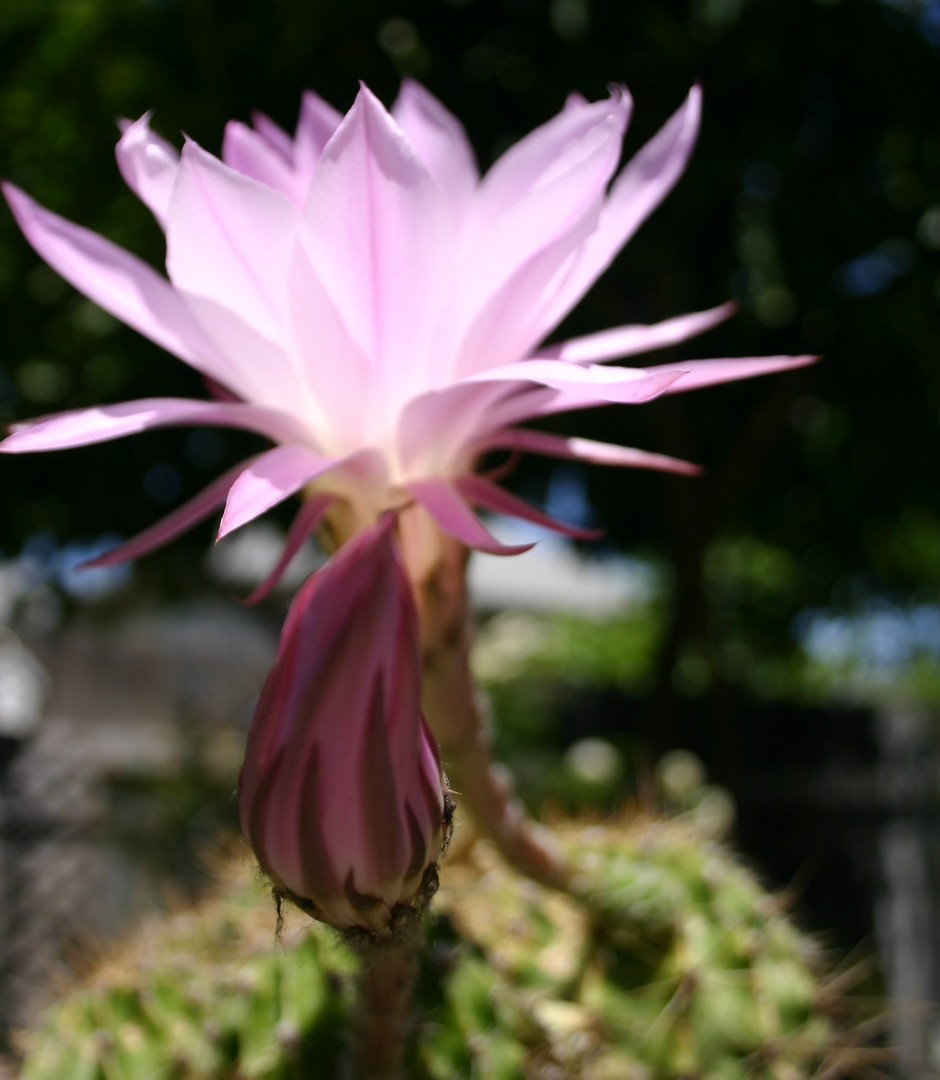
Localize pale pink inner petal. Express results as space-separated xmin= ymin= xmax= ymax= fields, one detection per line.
xmin=1 ymin=397 xmax=306 ymax=453
xmin=294 ymin=91 xmax=344 ymax=175
xmin=536 ymin=302 xmax=736 ymax=364
xmin=391 ymin=79 xmax=478 ymax=212
xmin=165 ymin=140 xmax=297 ymax=344
xmin=299 ymin=85 xmax=451 ymax=419
xmin=179 ymin=288 xmax=315 ymax=423
xmin=454 ymin=205 xmax=601 ymax=377
xmin=222 ymin=121 xmax=303 ymax=205
xmin=466 ymin=360 xmax=685 ymax=404
xmin=539 ymin=86 xmax=703 ymax=335
xmin=456 ymin=103 xmax=630 ymax=370
xmin=471 ymin=88 xmax=631 ymax=222
xmin=248 ymin=109 xmax=295 ymax=160
xmin=397 ymin=379 xmax=525 ymax=476
xmin=285 ymin=243 xmax=370 ymax=450
xmin=218 ymin=444 xmax=339 ymax=539
xmin=652 ymin=354 xmax=819 ymax=394
xmin=115 ymin=114 xmax=179 ymax=229
xmin=2 ymin=183 xmax=230 ymax=385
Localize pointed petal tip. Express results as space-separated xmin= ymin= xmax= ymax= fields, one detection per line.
xmin=116 ymin=110 xmax=154 ymax=136
xmin=215 ymin=512 xmax=238 ymax=543
xmin=2 ymin=180 xmax=27 ymax=214
xmin=76 ymin=552 xmax=107 ymax=571
xmin=483 ymin=539 xmax=538 ymax=557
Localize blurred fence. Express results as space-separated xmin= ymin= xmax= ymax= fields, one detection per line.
xmin=0 ymin=600 xmax=277 ymax=1051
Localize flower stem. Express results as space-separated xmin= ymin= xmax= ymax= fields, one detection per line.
xmin=399 ymin=508 xmax=570 ymax=890
xmin=346 ymin=929 xmax=421 ymax=1080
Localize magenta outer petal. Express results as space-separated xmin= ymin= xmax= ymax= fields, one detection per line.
xmin=83 ymin=459 xmax=257 ymax=568
xmin=537 ymin=302 xmax=736 ymax=365
xmin=2 ymin=183 xmax=228 ymax=382
xmin=0 ymin=398 xmax=307 ymax=453
xmin=242 ymin=495 xmax=333 ymax=605
xmin=475 ymin=429 xmax=701 ymax=476
xmin=115 ymin=113 xmax=179 ymax=229
xmin=456 ymin=473 xmax=602 ymax=540
xmin=239 ymin=517 xmax=444 ymax=925
xmin=654 ymin=354 xmax=819 ymax=394
xmin=407 ymin=478 xmax=534 ymax=556
xmin=218 ymin=444 xmax=339 ymax=539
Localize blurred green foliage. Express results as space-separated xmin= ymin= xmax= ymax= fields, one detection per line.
xmin=18 ymin=815 xmax=877 ymax=1079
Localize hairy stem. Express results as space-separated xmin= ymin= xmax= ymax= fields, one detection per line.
xmin=398 ymin=507 xmax=569 ymax=889
xmin=347 ymin=930 xmax=421 ymax=1080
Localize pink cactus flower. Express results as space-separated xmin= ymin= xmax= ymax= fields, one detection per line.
xmin=238 ymin=515 xmax=446 ymax=930
xmin=2 ymin=81 xmax=813 ymax=585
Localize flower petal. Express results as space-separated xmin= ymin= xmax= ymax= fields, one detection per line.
xmin=2 ymin=183 xmax=226 ymax=381
xmin=239 ymin=514 xmax=441 ymax=925
xmin=83 ymin=459 xmax=255 ymax=568
xmin=466 ymin=360 xmax=685 ymax=405
xmin=392 ymin=79 xmax=478 ymax=211
xmin=242 ymin=494 xmax=333 ymax=605
xmin=299 ymin=85 xmax=451 ymax=414
xmin=454 ymin=207 xmax=601 ymax=377
xmin=456 ymin=92 xmax=632 ymax=373
xmin=537 ymin=302 xmax=736 ymax=364
xmin=247 ymin=109 xmax=294 ymax=159
xmin=476 ymin=428 xmax=700 ymax=475
xmin=165 ymin=140 xmax=297 ymax=343
xmin=397 ymin=379 xmax=525 ymax=476
xmin=541 ymin=86 xmax=703 ymax=332
xmin=285 ymin=243 xmax=370 ymax=449
xmin=115 ymin=113 xmax=179 ymax=229
xmin=179 ymin=289 xmax=314 ymax=423
xmin=221 ymin=120 xmax=301 ymax=204
xmin=406 ymin=477 xmax=534 ymax=556
xmin=218 ymin=444 xmax=339 ymax=539
xmin=0 ymin=397 xmax=306 ymax=453
xmin=218 ymin=445 xmax=384 ymax=539
xmin=456 ymin=473 xmax=601 ymax=540
xmin=654 ymin=354 xmax=819 ymax=394
xmin=293 ymin=91 xmax=344 ymax=173
xmin=472 ymin=87 xmax=631 ymax=222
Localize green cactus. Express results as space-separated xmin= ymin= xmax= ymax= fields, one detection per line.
xmin=16 ymin=816 xmax=879 ymax=1080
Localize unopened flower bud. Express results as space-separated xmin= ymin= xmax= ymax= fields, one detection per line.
xmin=239 ymin=516 xmax=447 ymax=931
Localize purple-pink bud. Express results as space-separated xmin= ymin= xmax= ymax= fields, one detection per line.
xmin=238 ymin=516 xmax=446 ymax=931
